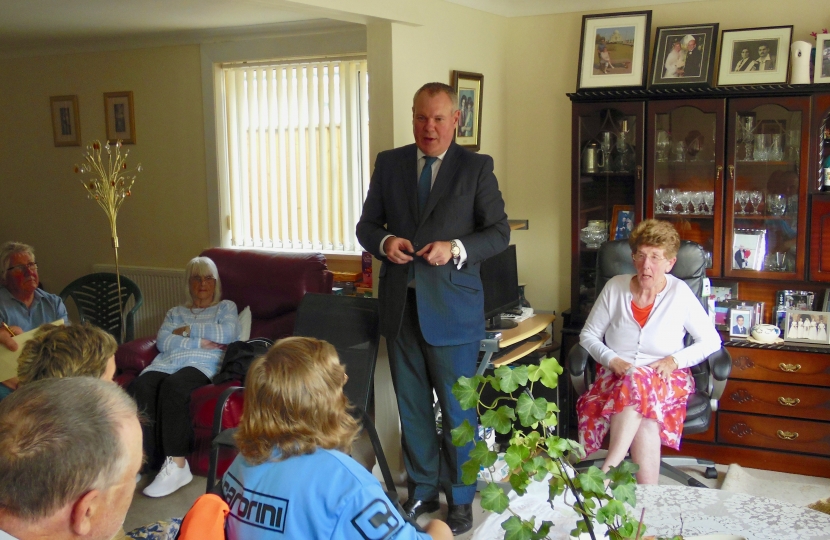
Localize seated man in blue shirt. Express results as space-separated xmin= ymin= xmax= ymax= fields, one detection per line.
xmin=0 ymin=242 xmax=69 ymax=399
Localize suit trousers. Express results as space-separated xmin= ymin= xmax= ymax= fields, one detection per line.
xmin=387 ymin=288 xmax=479 ymax=505
xmin=129 ymin=367 xmax=209 ymax=468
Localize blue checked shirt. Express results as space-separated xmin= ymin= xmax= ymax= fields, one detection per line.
xmin=141 ymin=300 xmax=239 ymax=379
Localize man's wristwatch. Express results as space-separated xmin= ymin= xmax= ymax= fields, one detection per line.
xmin=182 ymin=328 xmax=190 ymax=338
xmin=450 ymin=240 xmax=461 ymax=259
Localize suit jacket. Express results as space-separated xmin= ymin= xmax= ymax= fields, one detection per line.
xmin=732 ymin=325 xmax=746 ymax=335
xmin=683 ymin=49 xmax=702 ymax=77
xmin=356 ymin=142 xmax=510 ymax=345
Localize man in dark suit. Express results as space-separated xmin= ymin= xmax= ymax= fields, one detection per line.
xmin=680 ymin=34 xmax=702 ymax=77
xmin=356 ymin=82 xmax=509 ymax=534
xmin=732 ymin=315 xmax=747 ymax=335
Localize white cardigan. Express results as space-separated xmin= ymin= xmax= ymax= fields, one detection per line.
xmin=580 ymin=274 xmax=721 ymax=369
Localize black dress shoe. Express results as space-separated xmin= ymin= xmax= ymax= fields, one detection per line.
xmin=402 ymin=498 xmax=440 ymax=520
xmin=447 ymin=503 xmax=473 ymax=535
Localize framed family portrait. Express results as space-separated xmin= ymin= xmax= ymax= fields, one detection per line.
xmin=103 ymin=91 xmax=136 ymax=144
xmin=784 ymin=310 xmax=830 ymax=344
xmin=729 ymin=308 xmax=753 ymax=338
xmin=611 ymin=205 xmax=634 ymax=240
xmin=577 ymin=11 xmax=652 ymax=90
xmin=732 ymin=229 xmax=766 ymax=271
xmin=815 ymin=34 xmax=830 ymax=84
xmin=50 ymin=95 xmax=81 ymax=147
xmin=452 ymin=71 xmax=483 ymax=152
xmin=650 ymin=24 xmax=718 ymax=87
xmin=717 ymin=26 xmax=793 ymax=86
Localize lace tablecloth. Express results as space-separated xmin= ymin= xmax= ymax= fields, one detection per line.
xmin=472 ymin=484 xmax=830 ymax=540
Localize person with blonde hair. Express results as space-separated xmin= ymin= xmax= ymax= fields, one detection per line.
xmin=223 ymin=337 xmax=451 ymax=540
xmin=130 ymin=256 xmax=239 ymax=498
xmin=16 ymin=322 xmax=118 ymax=385
xmin=578 ymin=219 xmax=721 ymax=484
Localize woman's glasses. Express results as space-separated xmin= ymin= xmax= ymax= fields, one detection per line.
xmin=632 ymin=253 xmax=666 ymax=264
xmin=189 ymin=276 xmax=216 ymax=284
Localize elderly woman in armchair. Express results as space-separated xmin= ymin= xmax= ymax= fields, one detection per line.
xmin=130 ymin=256 xmax=239 ymax=498
xmin=577 ymin=219 xmax=721 ymax=484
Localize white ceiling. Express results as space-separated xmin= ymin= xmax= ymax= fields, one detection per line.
xmin=1 ymin=0 xmax=716 ymax=58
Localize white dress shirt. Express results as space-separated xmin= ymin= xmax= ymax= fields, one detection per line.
xmin=580 ymin=274 xmax=721 ymax=369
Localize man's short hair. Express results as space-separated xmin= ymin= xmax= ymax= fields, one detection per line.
xmin=413 ymin=82 xmax=459 ymax=112
xmin=17 ymin=323 xmax=118 ymax=385
xmin=0 ymin=377 xmax=137 ymax=519
xmin=0 ymin=241 xmax=35 ymax=287
xmin=736 ymin=315 xmax=744 ymax=321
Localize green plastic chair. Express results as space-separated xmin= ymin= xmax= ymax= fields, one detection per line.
xmin=59 ymin=272 xmax=143 ymax=343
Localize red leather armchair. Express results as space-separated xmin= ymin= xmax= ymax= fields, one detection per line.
xmin=115 ymin=248 xmax=333 ymax=474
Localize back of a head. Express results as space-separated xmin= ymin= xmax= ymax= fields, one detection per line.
xmin=17 ymin=323 xmax=118 ymax=385
xmin=235 ymin=336 xmax=359 ymax=464
xmin=0 ymin=377 xmax=137 ymax=520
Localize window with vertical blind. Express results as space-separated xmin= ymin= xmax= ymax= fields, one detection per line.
xmin=216 ymin=58 xmax=369 ymax=254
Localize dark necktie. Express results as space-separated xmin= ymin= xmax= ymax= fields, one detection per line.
xmin=419 ymin=156 xmax=437 ymax=217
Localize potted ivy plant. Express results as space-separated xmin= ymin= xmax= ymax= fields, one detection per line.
xmin=451 ymin=356 xmax=647 ymax=540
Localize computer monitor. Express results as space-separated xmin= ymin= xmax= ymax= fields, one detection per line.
xmin=480 ymin=244 xmax=521 ymax=330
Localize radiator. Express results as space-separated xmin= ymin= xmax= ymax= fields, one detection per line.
xmin=92 ymin=264 xmax=186 ymax=339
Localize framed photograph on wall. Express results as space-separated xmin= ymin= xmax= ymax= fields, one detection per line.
xmin=577 ymin=11 xmax=652 ymax=90
xmin=784 ymin=310 xmax=830 ymax=344
xmin=50 ymin=95 xmax=81 ymax=147
xmin=649 ymin=23 xmax=718 ymax=87
xmin=452 ymin=71 xmax=483 ymax=151
xmin=717 ymin=26 xmax=793 ymax=86
xmin=732 ymin=229 xmax=766 ymax=271
xmin=815 ymin=34 xmax=830 ymax=84
xmin=729 ymin=308 xmax=752 ymax=337
xmin=104 ymin=91 xmax=136 ymax=144
xmin=611 ymin=205 xmax=634 ymax=240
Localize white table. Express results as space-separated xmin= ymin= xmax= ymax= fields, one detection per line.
xmin=472 ymin=483 xmax=830 ymax=540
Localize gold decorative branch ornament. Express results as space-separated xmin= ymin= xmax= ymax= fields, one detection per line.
xmin=74 ymin=140 xmax=142 ymax=342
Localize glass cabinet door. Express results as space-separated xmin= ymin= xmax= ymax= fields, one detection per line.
xmin=647 ymin=100 xmax=725 ymax=276
xmin=813 ymin=93 xmax=830 ymax=193
xmin=725 ymin=97 xmax=810 ymax=279
xmin=571 ymin=102 xmax=644 ymax=322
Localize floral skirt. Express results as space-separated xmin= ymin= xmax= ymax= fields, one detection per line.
xmin=576 ymin=364 xmax=694 ymax=456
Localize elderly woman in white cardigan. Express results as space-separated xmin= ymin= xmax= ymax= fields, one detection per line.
xmin=129 ymin=256 xmax=239 ymax=498
xmin=577 ymin=220 xmax=721 ymax=484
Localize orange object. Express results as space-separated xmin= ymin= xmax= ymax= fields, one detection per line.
xmin=331 ymin=271 xmax=362 ymax=282
xmin=631 ymin=301 xmax=654 ymax=328
xmin=178 ymin=493 xmax=229 ymax=540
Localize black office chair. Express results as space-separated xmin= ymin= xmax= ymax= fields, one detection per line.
xmin=59 ymin=272 xmax=143 ymax=343
xmin=206 ymin=293 xmax=397 ymax=498
xmin=566 ymin=240 xmax=731 ymax=487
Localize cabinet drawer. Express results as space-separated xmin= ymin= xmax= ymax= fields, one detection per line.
xmin=727 ymin=346 xmax=830 ymax=386
xmin=721 ymin=380 xmax=830 ymax=421
xmin=718 ymin=412 xmax=830 ymax=456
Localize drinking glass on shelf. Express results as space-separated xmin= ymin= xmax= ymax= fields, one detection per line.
xmin=673 ymin=140 xmax=686 ymax=162
xmin=767 ymin=194 xmax=787 ymax=216
xmin=785 ymin=129 xmax=800 ymax=162
xmin=704 ymin=191 xmax=715 ymax=214
xmin=736 ymin=190 xmax=749 ymax=215
xmin=691 ymin=192 xmax=704 ymax=215
xmin=656 ymin=130 xmax=671 ymax=162
xmin=769 ymin=134 xmax=784 ymax=162
xmin=754 ymin=133 xmax=770 ymax=161
xmin=663 ymin=188 xmax=679 ymax=214
xmin=749 ymin=190 xmax=763 ymax=214
xmin=677 ymin=191 xmax=692 ymax=214
xmin=743 ymin=117 xmax=755 ymax=161
xmin=599 ymin=131 xmax=613 ymax=172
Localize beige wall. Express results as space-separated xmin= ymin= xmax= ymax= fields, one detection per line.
xmin=505 ymin=0 xmax=830 ymax=322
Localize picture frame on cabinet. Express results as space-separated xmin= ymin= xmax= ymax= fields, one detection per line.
xmin=452 ymin=71 xmax=483 ymax=151
xmin=103 ymin=91 xmax=136 ymax=144
xmin=577 ymin=10 xmax=652 ymax=90
xmin=710 ymin=279 xmax=739 ymax=303
xmin=611 ymin=205 xmax=634 ymax=239
xmin=717 ymin=26 xmax=792 ymax=86
xmin=732 ymin=228 xmax=766 ymax=271
xmin=729 ymin=307 xmax=753 ymax=338
xmin=649 ymin=23 xmax=718 ymax=87
xmin=783 ymin=310 xmax=830 ymax=344
xmin=50 ymin=95 xmax=81 ymax=147
xmin=815 ymin=34 xmax=830 ymax=83
xmin=822 ymin=289 xmax=830 ymax=312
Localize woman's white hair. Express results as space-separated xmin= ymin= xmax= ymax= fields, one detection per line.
xmin=184 ymin=256 xmax=222 ymax=307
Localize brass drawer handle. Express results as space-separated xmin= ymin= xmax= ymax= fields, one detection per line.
xmin=779 ymin=363 xmax=801 ymax=372
xmin=778 ymin=397 xmax=800 ymax=406
xmin=777 ymin=430 xmax=798 ymax=440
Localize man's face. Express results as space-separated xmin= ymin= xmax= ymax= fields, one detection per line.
xmin=5 ymin=252 xmax=39 ymax=299
xmin=412 ymin=90 xmax=460 ymax=157
xmin=737 ymin=316 xmax=744 ymax=327
xmin=687 ymin=39 xmax=696 ymax=51
xmin=759 ymin=46 xmax=768 ymax=57
xmin=88 ymin=416 xmax=142 ymax=540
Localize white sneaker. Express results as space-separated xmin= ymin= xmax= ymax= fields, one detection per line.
xmin=142 ymin=457 xmax=193 ymax=498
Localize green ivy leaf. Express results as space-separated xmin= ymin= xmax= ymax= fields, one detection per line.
xmin=611 ymin=481 xmax=637 ymax=506
xmin=545 ymin=436 xmax=569 ymax=457
xmin=504 ymin=443 xmax=530 ymax=470
xmin=509 ymin=469 xmax=531 ymax=495
xmin=616 ymin=520 xmax=639 ymax=539
xmin=480 ymin=482 xmax=510 ymax=514
xmin=576 ymin=466 xmax=606 ymax=495
xmin=502 ymin=516 xmax=532 ymax=540
xmin=461 ymin=458 xmax=481 ymax=486
xmin=516 ymin=393 xmax=547 ymax=427
xmin=596 ymin=498 xmax=626 ymax=525
xmin=452 ymin=376 xmax=481 ymax=410
xmin=470 ymin=441 xmax=498 ymax=468
xmin=481 ymin=405 xmax=516 ymax=434
xmin=532 ymin=520 xmax=553 ymax=540
xmin=451 ymin=419 xmax=476 ymax=447
xmin=495 ymin=364 xmax=528 ymax=393
xmin=548 ymin=475 xmax=566 ymax=499
xmin=531 ymin=356 xmax=563 ymax=388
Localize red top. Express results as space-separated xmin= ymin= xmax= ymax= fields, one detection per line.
xmin=631 ymin=301 xmax=654 ymax=328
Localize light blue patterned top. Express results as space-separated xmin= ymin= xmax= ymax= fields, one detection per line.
xmin=141 ymin=300 xmax=239 ymax=379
